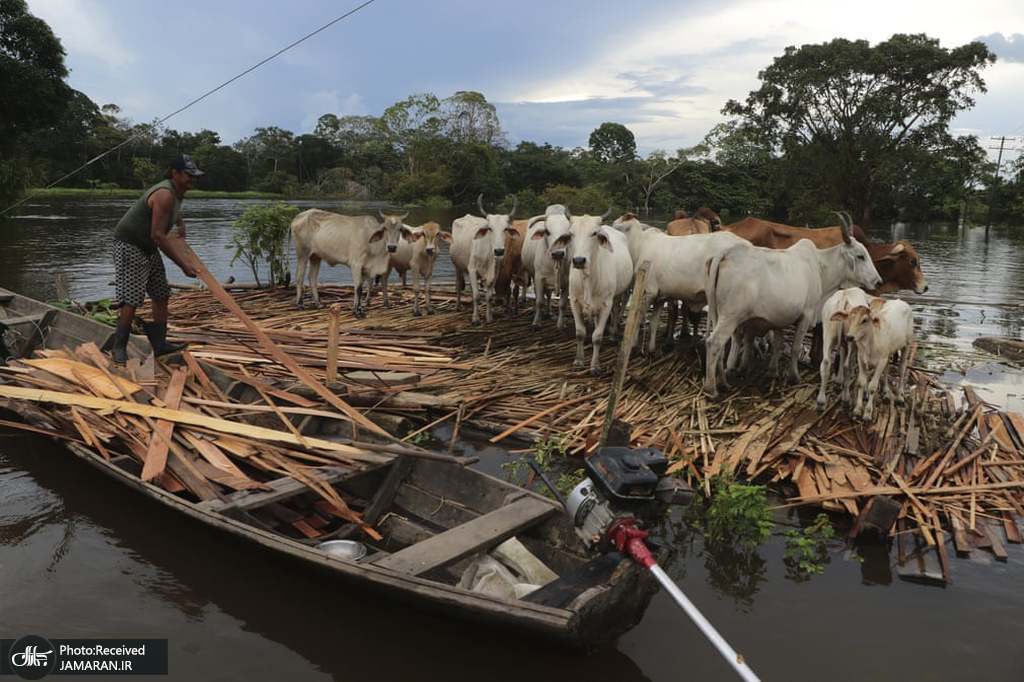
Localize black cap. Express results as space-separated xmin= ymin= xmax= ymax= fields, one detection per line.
xmin=169 ymin=154 xmax=204 ymax=177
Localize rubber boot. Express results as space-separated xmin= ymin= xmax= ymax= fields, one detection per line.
xmin=141 ymin=319 xmax=186 ymax=356
xmin=111 ymin=322 xmax=131 ymax=365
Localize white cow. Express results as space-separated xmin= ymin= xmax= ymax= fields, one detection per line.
xmin=613 ymin=214 xmax=747 ymax=355
xmin=817 ymin=287 xmax=871 ymax=409
xmin=833 ymin=298 xmax=914 ymax=420
xmin=703 ymin=222 xmax=882 ymax=398
xmin=522 ymin=204 xmax=573 ymax=330
xmin=450 ymin=195 xmax=520 ymax=325
xmin=552 ymin=212 xmax=632 ymax=375
xmin=292 ymin=209 xmax=411 ymax=316
xmin=405 ymin=222 xmax=451 ymax=316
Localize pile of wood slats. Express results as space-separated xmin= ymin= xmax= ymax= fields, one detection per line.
xmin=0 ymin=340 xmax=396 ymax=538
xmin=7 ymin=283 xmax=1022 ymax=578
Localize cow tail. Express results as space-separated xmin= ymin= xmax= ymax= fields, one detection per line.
xmin=705 ymin=248 xmax=728 ymax=332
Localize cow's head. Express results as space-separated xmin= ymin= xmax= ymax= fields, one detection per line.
xmin=695 ymin=206 xmax=722 ymax=231
xmin=529 ymin=212 xmax=572 ymax=261
xmin=611 ymin=212 xmax=643 ymax=234
xmin=375 ymin=210 xmax=411 ymax=252
xmin=832 ymin=305 xmax=878 ymax=346
xmin=835 ymin=212 xmax=883 ymax=290
xmin=476 ymin=194 xmax=519 ymax=258
xmin=408 ymin=221 xmax=450 ymax=257
xmin=564 ymin=210 xmax=614 ymax=270
xmin=873 ymin=241 xmax=928 ymax=295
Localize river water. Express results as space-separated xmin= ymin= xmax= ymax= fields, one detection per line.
xmin=2 ymin=198 xmax=1023 ymax=681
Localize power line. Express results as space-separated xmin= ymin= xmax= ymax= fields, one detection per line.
xmin=1 ymin=0 xmax=378 ymax=217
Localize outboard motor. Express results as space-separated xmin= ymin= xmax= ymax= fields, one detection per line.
xmin=564 ymin=446 xmax=759 ymax=682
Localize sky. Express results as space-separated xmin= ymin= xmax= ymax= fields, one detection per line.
xmin=26 ymin=0 xmax=1024 ymax=166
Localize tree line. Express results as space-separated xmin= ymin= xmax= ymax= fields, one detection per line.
xmin=3 ymin=0 xmax=1022 ymax=226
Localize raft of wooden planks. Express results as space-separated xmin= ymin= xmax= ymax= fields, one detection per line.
xmin=8 ymin=283 xmax=1023 ymax=581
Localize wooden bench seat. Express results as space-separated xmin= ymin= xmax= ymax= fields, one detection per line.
xmin=372 ymin=496 xmax=558 ymax=576
xmin=197 ymin=466 xmax=355 ymax=513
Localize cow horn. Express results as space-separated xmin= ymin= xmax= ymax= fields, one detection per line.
xmin=599 ymin=206 xmax=613 ymax=220
xmin=564 ymin=206 xmax=572 ymax=220
xmin=834 ymin=211 xmax=851 ymax=243
xmin=378 ymin=209 xmax=387 ymax=219
xmin=527 ymin=215 xmax=546 ymax=229
xmin=507 ymin=196 xmax=518 ymax=218
xmin=398 ymin=211 xmax=409 ymax=221
xmin=477 ymin=194 xmax=488 ymax=217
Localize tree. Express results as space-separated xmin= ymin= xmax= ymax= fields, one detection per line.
xmin=636 ymin=150 xmax=685 ymax=215
xmin=588 ymin=122 xmax=637 ymax=164
xmin=380 ymin=93 xmax=442 ymax=176
xmin=131 ymin=157 xmax=161 ymax=188
xmin=502 ymin=142 xmax=581 ymax=194
xmin=724 ymin=34 xmax=995 ymax=225
xmin=441 ymin=91 xmax=504 ymax=146
xmin=0 ymin=0 xmax=73 ymax=200
xmin=229 ymin=203 xmax=300 ymax=287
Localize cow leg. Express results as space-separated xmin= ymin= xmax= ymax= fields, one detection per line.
xmin=571 ymin=299 xmax=587 ymax=368
xmin=556 ymin=279 xmax=567 ymax=331
xmin=294 ymin=247 xmax=309 ymax=308
xmin=817 ymin=328 xmax=836 ymax=410
xmin=425 ymin=276 xmax=435 ymax=315
xmin=704 ymin=318 xmax=737 ymax=398
xmin=647 ymin=298 xmax=663 ymax=357
xmin=663 ymin=300 xmax=678 ymax=351
xmin=726 ymin=330 xmax=744 ymax=373
xmin=789 ymin=318 xmax=812 ymax=384
xmin=468 ymin=268 xmax=482 ymax=326
xmin=895 ymin=347 xmax=910 ymax=403
xmin=401 ymin=270 xmax=408 ymax=287
xmin=852 ymin=359 xmax=869 ymax=420
xmin=308 ymin=256 xmax=323 ymax=308
xmin=532 ymin=275 xmax=545 ymax=330
xmin=809 ymin=323 xmax=824 ymax=367
xmin=863 ymin=361 xmax=886 ymax=421
xmin=351 ymin=269 xmax=366 ymax=318
xmin=484 ymin=281 xmax=495 ymax=323
xmin=412 ymin=273 xmax=422 ymax=316
xmin=455 ymin=269 xmax=464 ymax=311
xmin=590 ymin=301 xmax=614 ymax=376
xmin=382 ymin=269 xmax=391 ymax=308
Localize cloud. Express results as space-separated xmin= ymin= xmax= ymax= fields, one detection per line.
xmin=28 ymin=0 xmax=132 ymax=66
xmin=976 ymin=32 xmax=1024 ymax=62
xmin=299 ymin=91 xmax=367 ymax=132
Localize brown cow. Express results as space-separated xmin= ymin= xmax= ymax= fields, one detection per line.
xmin=667 ymin=216 xmax=711 ymax=236
xmin=694 ymin=206 xmax=722 ymax=230
xmin=494 ymin=219 xmax=530 ymax=313
xmin=722 ymin=216 xmax=926 ymax=294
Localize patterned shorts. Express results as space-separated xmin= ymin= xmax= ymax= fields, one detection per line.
xmin=113 ymin=239 xmax=171 ymax=307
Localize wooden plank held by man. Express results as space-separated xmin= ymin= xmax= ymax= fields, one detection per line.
xmin=159 ymin=230 xmax=389 ymax=439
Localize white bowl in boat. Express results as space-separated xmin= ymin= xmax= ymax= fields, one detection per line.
xmin=318 ymin=540 xmax=367 ymax=561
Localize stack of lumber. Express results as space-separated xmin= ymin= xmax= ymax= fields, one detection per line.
xmin=8 ymin=283 xmax=1021 ymax=578
xmin=0 ymin=341 xmax=395 ymax=538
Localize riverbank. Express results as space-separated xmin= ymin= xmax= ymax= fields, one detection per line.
xmin=26 ymin=187 xmax=286 ymax=200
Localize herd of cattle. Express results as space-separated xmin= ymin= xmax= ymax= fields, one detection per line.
xmin=290 ymin=197 xmax=929 ymax=419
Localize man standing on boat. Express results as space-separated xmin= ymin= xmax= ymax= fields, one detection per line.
xmin=109 ymin=154 xmax=202 ymax=364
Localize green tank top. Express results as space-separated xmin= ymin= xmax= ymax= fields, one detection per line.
xmin=114 ymin=179 xmax=182 ymax=253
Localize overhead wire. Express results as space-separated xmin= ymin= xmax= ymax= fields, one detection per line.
xmin=1 ymin=0 xmax=378 ymax=217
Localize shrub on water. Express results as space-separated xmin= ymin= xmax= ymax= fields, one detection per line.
xmin=228 ymin=203 xmax=299 ymax=287
xmin=704 ymin=473 xmax=774 ymax=548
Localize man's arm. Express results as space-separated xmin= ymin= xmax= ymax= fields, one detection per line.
xmin=175 ymin=216 xmax=186 ymax=239
xmin=149 ymin=190 xmax=196 ymax=277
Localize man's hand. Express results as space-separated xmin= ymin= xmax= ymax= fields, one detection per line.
xmin=181 ymin=263 xmax=198 ymax=278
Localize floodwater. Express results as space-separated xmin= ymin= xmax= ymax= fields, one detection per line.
xmin=2 ymin=199 xmax=1024 ymax=681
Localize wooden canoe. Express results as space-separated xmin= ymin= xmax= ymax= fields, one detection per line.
xmin=0 ymin=287 xmax=660 ymax=644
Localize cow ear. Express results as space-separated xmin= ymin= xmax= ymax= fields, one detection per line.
xmin=531 ymin=228 xmax=549 ymax=240
xmin=409 ymin=230 xmax=424 ymax=242
xmin=871 ymin=316 xmax=882 ymax=327
xmin=369 ymin=228 xmax=386 ymax=243
xmin=400 ymin=227 xmax=414 ymax=241
xmin=504 ymin=227 xmax=520 ymax=239
xmin=474 ymin=226 xmax=491 ymax=239
xmin=437 ymin=231 xmax=452 ymax=242
xmin=596 ymin=230 xmax=613 ymax=252
xmin=829 ymin=311 xmax=848 ymax=322
xmin=878 ymin=243 xmax=906 ymax=261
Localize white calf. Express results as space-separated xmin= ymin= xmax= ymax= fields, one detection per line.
xmin=406 ymin=222 xmax=451 ymax=316
xmin=835 ymin=298 xmax=914 ymax=420
xmin=817 ymin=287 xmax=871 ymax=409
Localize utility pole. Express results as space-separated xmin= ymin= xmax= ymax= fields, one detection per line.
xmin=986 ymin=135 xmax=1017 ymax=238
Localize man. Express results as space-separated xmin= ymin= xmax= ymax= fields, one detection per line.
xmin=109 ymin=154 xmax=202 ymax=364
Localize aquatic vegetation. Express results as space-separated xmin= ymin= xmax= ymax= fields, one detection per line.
xmin=704 ymin=474 xmax=774 ymax=549
xmin=783 ymin=513 xmax=835 ymax=580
